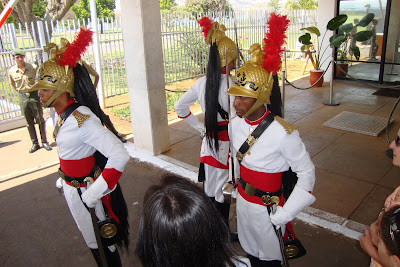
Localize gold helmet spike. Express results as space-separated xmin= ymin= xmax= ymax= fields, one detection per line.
xmin=227 ymin=43 xmax=274 ymax=118
xmin=31 ymin=41 xmax=75 ymax=107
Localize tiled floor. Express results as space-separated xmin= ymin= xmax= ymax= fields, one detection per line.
xmin=164 ymin=77 xmax=400 ymax=226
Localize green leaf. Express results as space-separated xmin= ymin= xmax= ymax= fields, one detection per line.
xmin=355 ymin=31 xmax=373 ymax=42
xmin=329 ymin=34 xmax=346 ymax=48
xmin=327 ymin=14 xmax=348 ymax=31
xmin=357 ymin=13 xmax=375 ymax=27
xmin=300 ymin=26 xmax=320 ymax=37
xmin=337 ymin=49 xmax=348 ymax=61
xmin=299 ymin=33 xmax=313 ymax=45
xmin=351 ymin=46 xmax=360 ymax=60
xmin=339 ymin=23 xmax=353 ymax=34
xmin=300 ymin=44 xmax=307 ymax=52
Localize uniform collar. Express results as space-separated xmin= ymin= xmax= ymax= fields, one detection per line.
xmin=57 ymin=98 xmax=77 ymax=115
xmin=244 ymin=109 xmax=270 ymax=126
xmin=16 ymin=63 xmax=30 ymax=73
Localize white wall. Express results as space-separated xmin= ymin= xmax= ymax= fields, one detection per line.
xmin=317 ymin=0 xmax=336 ymax=82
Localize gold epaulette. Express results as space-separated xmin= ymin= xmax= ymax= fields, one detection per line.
xmin=72 ymin=110 xmax=91 ymax=128
xmin=274 ymin=116 xmax=298 ymax=135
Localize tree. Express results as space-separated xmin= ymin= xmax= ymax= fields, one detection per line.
xmin=267 ymin=0 xmax=281 ymax=13
xmin=285 ymin=0 xmax=317 ymax=10
xmin=0 ymin=0 xmax=79 ymax=50
xmin=72 ymin=0 xmax=115 ymax=20
xmin=184 ymin=0 xmax=231 ymax=14
xmin=160 ymin=0 xmax=176 ymax=10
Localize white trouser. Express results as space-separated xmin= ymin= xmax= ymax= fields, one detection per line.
xmin=203 ymin=163 xmax=229 ymax=203
xmin=236 ymin=193 xmax=286 ymax=261
xmin=63 ymin=180 xmax=116 ymax=251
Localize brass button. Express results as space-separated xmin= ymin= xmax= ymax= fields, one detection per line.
xmin=71 ymin=180 xmax=80 ymax=188
xmin=271 ymin=196 xmax=280 ymax=205
xmin=100 ymin=223 xmax=117 ymax=238
xmin=261 ymin=195 xmax=271 ymax=205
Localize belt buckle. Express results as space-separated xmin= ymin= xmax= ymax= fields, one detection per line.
xmin=244 ymin=183 xmax=256 ymax=196
xmin=261 ymin=195 xmax=280 ymax=206
xmin=71 ymin=180 xmax=80 ymax=188
xmin=261 ymin=195 xmax=271 ymax=205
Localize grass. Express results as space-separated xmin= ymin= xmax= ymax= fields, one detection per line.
xmin=111 ymin=105 xmax=131 ymax=122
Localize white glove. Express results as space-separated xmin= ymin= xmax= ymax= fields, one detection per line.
xmin=81 ymin=176 xmax=111 ymax=208
xmin=270 ymin=185 xmax=316 ymax=227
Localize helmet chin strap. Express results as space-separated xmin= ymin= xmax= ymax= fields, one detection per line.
xmin=43 ymin=90 xmax=63 ymax=108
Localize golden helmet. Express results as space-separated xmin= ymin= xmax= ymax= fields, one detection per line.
xmin=198 ymin=18 xmax=237 ymax=67
xmin=212 ymin=23 xmax=237 ymax=67
xmin=227 ymin=43 xmax=273 ymax=117
xmin=31 ymin=39 xmax=75 ymax=107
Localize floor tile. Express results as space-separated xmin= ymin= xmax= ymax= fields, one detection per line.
xmin=379 ymin=165 xmax=400 ymax=190
xmin=311 ymin=169 xmax=375 ymax=218
xmin=349 ymin=185 xmax=393 ymax=225
xmin=312 ymin=141 xmax=393 ymax=183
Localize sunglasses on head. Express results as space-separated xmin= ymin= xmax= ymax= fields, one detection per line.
xmin=390 ymin=207 xmax=400 ymax=255
xmin=395 ymin=136 xmax=400 ymax=147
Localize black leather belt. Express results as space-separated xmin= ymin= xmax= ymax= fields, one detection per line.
xmin=58 ymin=166 xmax=100 ymax=188
xmin=239 ymin=178 xmax=281 ymax=198
xmin=217 ymin=124 xmax=228 ymax=131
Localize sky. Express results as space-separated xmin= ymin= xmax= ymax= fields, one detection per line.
xmin=176 ymin=0 xmax=270 ymax=7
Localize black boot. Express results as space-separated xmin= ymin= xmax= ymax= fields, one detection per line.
xmin=90 ymin=247 xmax=122 ymax=267
xmin=247 ymin=254 xmax=282 ymax=267
xmin=90 ymin=249 xmax=103 ymax=267
xmin=215 ymin=202 xmax=239 ymax=242
xmin=39 ymin=122 xmax=52 ymax=151
xmin=27 ymin=125 xmax=40 ymax=153
xmin=105 ymin=247 xmax=122 ymax=267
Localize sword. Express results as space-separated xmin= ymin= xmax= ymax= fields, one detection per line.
xmin=84 ymin=177 xmax=108 ymax=267
xmin=263 ymin=196 xmax=289 ymax=267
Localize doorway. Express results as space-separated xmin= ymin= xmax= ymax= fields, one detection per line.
xmin=337 ymin=0 xmax=400 ymax=83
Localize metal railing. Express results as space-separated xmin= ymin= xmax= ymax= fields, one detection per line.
xmin=0 ymin=9 xmax=317 ymax=126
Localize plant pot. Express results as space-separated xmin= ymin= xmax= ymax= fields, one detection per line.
xmin=309 ymin=69 xmax=324 ymax=87
xmin=336 ymin=63 xmax=348 ymax=77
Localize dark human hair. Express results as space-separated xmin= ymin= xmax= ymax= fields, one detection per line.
xmin=205 ymin=42 xmax=222 ymax=153
xmin=266 ymin=75 xmax=282 ymax=117
xmin=136 ymin=174 xmax=242 ymax=267
xmin=380 ymin=205 xmax=400 ymax=257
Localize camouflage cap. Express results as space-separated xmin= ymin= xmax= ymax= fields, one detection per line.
xmin=12 ymin=48 xmax=25 ymax=56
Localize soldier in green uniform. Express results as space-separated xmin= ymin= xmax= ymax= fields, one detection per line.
xmin=8 ymin=48 xmax=51 ymax=153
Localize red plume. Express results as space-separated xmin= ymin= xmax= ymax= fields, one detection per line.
xmin=197 ymin=16 xmax=213 ymax=43
xmin=262 ymin=13 xmax=290 ymax=75
xmin=57 ymin=26 xmax=94 ymax=68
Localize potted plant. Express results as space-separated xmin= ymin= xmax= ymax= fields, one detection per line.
xmin=299 ymin=13 xmax=374 ymax=86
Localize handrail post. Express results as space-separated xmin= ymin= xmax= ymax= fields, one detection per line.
xmin=323 ymin=57 xmax=339 ymax=106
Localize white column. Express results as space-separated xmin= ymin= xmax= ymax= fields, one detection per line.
xmin=120 ymin=0 xmax=170 ymax=155
xmin=89 ymin=0 xmax=105 ymax=109
xmin=317 ymin=0 xmax=336 ymax=82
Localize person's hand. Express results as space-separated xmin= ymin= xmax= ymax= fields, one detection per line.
xmin=81 ymin=189 xmax=99 ymax=208
xmin=360 ymin=228 xmax=380 ymax=261
xmin=385 ymin=186 xmax=400 ymax=211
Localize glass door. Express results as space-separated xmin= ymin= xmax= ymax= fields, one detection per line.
xmin=337 ymin=0 xmax=391 ymax=83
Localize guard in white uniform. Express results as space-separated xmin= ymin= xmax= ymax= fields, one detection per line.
xmin=175 ymin=17 xmax=237 ymax=228
xmin=227 ymin=14 xmax=316 ymax=266
xmin=31 ymin=27 xmax=130 ymax=266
